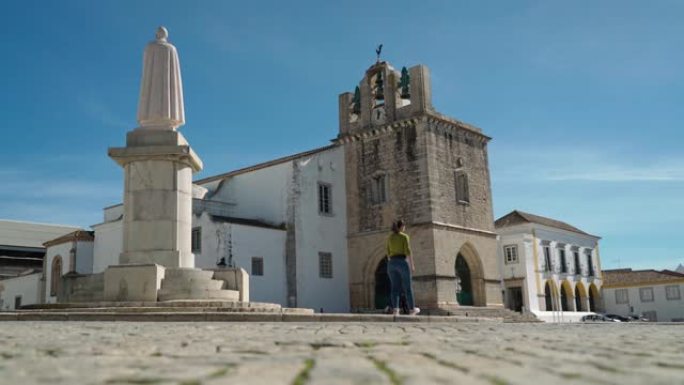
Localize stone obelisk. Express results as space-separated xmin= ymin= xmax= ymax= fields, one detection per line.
xmin=105 ymin=27 xmax=203 ymax=301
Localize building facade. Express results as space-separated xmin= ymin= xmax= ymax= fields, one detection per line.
xmin=495 ymin=211 xmax=603 ymax=317
xmin=337 ymin=61 xmax=499 ymax=310
xmin=602 ymin=268 xmax=684 ymax=322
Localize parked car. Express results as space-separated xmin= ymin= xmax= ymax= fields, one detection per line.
xmin=580 ymin=314 xmax=620 ymax=322
xmin=604 ymin=314 xmax=630 ymax=322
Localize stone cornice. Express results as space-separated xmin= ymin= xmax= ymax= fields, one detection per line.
xmin=424 ymin=112 xmax=491 ymax=143
xmin=108 ymin=145 xmax=203 ymax=172
xmin=334 ymin=118 xmax=418 ymax=144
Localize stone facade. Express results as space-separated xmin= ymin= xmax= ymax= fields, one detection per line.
xmin=337 ymin=61 xmax=499 ymax=310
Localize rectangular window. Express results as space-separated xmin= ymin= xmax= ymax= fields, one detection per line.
xmin=639 ymin=287 xmax=654 ymax=302
xmin=370 ymin=174 xmax=388 ymax=204
xmin=559 ymin=249 xmax=567 ymax=273
xmin=455 ymin=172 xmax=469 ymax=204
xmin=665 ymin=285 xmax=681 ymax=301
xmin=574 ymin=251 xmax=581 ymax=275
xmin=318 ymin=182 xmax=332 ymax=215
xmin=543 ymin=246 xmax=552 ymax=272
xmin=587 ymin=253 xmax=594 ymax=277
xmin=14 ymin=296 xmax=21 ymax=309
xmin=319 ymin=252 xmax=333 ymax=279
xmin=504 ymin=245 xmax=518 ymax=264
xmin=191 ymin=227 xmax=202 ymax=253
xmin=615 ymin=289 xmax=629 ymax=304
xmin=251 ymin=257 xmax=264 ymax=276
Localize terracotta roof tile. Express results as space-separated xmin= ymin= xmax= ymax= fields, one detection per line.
xmin=602 ymin=268 xmax=684 ymax=288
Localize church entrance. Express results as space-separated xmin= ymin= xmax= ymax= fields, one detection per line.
xmin=374 ymin=259 xmax=389 ymax=309
xmin=455 ymin=253 xmax=473 ymax=306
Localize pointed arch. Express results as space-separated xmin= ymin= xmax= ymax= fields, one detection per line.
xmin=455 ymin=242 xmax=486 ymax=307
xmin=362 ymin=242 xmax=390 ymax=309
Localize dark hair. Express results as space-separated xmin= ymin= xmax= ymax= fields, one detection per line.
xmin=392 ymin=220 xmax=404 ymax=234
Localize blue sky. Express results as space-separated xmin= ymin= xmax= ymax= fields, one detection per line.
xmin=1 ymin=1 xmax=682 ymax=270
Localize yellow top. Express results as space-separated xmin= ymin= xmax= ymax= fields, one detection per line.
xmin=386 ymin=232 xmax=411 ymax=257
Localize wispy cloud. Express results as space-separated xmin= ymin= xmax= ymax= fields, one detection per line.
xmin=491 ymin=145 xmax=684 ymax=183
xmin=79 ymin=96 xmax=130 ymax=129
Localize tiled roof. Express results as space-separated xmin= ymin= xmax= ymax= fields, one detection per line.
xmin=195 ymin=145 xmax=338 ymax=184
xmin=602 ymin=268 xmax=684 ymax=288
xmin=495 ymin=210 xmax=597 ymax=237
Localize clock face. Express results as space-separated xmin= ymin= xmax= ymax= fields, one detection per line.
xmin=372 ymin=106 xmax=386 ymax=125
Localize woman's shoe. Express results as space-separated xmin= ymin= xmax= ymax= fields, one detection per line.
xmin=409 ymin=307 xmax=420 ymax=316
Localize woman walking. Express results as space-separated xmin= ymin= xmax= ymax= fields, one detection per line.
xmin=386 ymin=220 xmax=420 ymax=316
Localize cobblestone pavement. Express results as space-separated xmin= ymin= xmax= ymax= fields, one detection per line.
xmin=0 ymin=322 xmax=683 ymax=385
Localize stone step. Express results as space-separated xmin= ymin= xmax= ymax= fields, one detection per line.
xmin=160 ymin=277 xmax=224 ymax=292
xmin=162 ymin=268 xmax=215 ymax=282
xmin=158 ymin=288 xmax=240 ymax=302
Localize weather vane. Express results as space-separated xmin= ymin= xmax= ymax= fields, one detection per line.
xmin=375 ymin=44 xmax=383 ymax=62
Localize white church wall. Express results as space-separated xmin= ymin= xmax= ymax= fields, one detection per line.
xmin=293 ymin=146 xmax=350 ymax=313
xmin=74 ymin=240 xmax=94 ymax=275
xmin=207 ymin=162 xmax=292 ymax=225
xmin=92 ymin=220 xmax=123 ymax=273
xmin=0 ymin=273 xmax=41 ymax=310
xmin=192 ymin=212 xmax=287 ymax=306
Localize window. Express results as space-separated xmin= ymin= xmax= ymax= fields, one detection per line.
xmin=615 ymin=289 xmax=629 ymax=304
xmin=251 ymin=257 xmax=264 ymax=277
xmin=503 ymin=245 xmax=518 ymax=264
xmin=559 ymin=249 xmax=567 ymax=273
xmin=14 ymin=296 xmax=21 ymax=309
xmin=642 ymin=311 xmax=657 ymax=322
xmin=543 ymin=246 xmax=552 ymax=272
xmin=50 ymin=256 xmax=63 ymax=297
xmin=455 ymin=172 xmax=469 ymax=204
xmin=587 ymin=253 xmax=594 ymax=277
xmin=370 ymin=174 xmax=388 ymax=204
xmin=639 ymin=287 xmax=654 ymax=302
xmin=573 ymin=251 xmax=581 ymax=275
xmin=665 ymin=285 xmax=681 ymax=301
xmin=319 ymin=252 xmax=333 ymax=279
xmin=318 ymin=183 xmax=332 ymax=215
xmin=191 ymin=227 xmax=202 ymax=253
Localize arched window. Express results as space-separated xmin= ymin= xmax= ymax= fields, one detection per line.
xmin=50 ymin=256 xmax=63 ymax=297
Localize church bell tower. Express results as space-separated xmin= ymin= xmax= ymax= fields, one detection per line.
xmin=337 ymin=55 xmax=500 ymax=311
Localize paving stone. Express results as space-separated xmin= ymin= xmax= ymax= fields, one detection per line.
xmin=0 ymin=322 xmax=682 ymax=385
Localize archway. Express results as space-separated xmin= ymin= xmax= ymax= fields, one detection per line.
xmin=560 ymin=283 xmax=570 ymax=311
xmin=588 ymin=283 xmax=600 ymax=312
xmin=575 ymin=282 xmax=588 ymax=311
xmin=543 ymin=280 xmax=558 ymax=311
xmin=454 ymin=243 xmax=486 ymax=307
xmin=455 ymin=254 xmax=473 ymax=306
xmin=374 ymin=259 xmax=389 ymax=309
xmin=50 ymin=256 xmax=63 ymax=297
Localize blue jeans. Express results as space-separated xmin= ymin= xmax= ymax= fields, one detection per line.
xmin=387 ymin=257 xmax=415 ymax=310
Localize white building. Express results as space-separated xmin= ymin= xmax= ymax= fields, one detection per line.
xmin=602 ymin=268 xmax=684 ymax=322
xmin=0 ymin=220 xmax=80 ymax=309
xmin=495 ymin=210 xmax=603 ymax=321
xmin=84 ymin=145 xmax=350 ymax=312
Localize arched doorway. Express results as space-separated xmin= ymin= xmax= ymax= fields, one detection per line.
xmin=575 ymin=283 xmax=587 ymax=311
xmin=588 ymin=283 xmax=600 ymax=312
xmin=50 ymin=256 xmax=63 ymax=297
xmin=374 ymin=259 xmax=389 ymax=309
xmin=544 ymin=282 xmax=553 ymax=311
xmin=455 ymin=253 xmax=473 ymax=306
xmin=560 ymin=283 xmax=570 ymax=311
